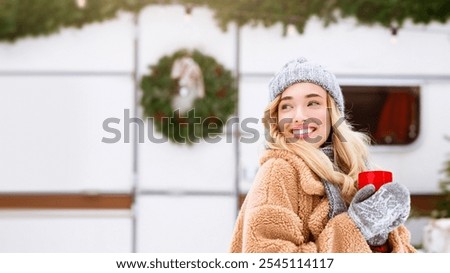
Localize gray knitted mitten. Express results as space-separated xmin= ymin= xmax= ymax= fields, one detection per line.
xmin=323 ymin=179 xmax=347 ymax=219
xmin=367 ymin=233 xmax=389 ymax=246
xmin=348 ymin=183 xmax=410 ymax=241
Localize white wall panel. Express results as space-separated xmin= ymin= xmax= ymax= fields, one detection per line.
xmin=138 ymin=128 xmax=235 ymax=192
xmin=138 ymin=5 xmax=236 ymax=75
xmin=136 ymin=195 xmax=236 ymax=252
xmin=240 ymin=19 xmax=450 ymax=76
xmin=0 ymin=76 xmax=133 ymax=192
xmin=137 ymin=5 xmax=237 ymax=193
xmin=239 ymin=141 xmax=265 ymax=193
xmin=0 ymin=13 xmax=134 ymax=72
xmin=238 ymin=78 xmax=270 ymax=193
xmin=0 ymin=210 xmax=132 ymax=252
xmin=239 ymin=77 xmax=271 ymax=121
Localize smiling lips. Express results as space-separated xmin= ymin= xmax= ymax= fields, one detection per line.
xmin=292 ymin=126 xmax=315 ymax=139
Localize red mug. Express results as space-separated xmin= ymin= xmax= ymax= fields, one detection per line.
xmin=358 ymin=171 xmax=393 ymax=191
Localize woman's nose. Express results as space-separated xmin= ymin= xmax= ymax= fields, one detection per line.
xmin=294 ymin=108 xmax=307 ymax=123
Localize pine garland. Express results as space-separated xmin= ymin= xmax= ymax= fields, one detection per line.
xmin=1 ymin=0 xmax=449 ymax=42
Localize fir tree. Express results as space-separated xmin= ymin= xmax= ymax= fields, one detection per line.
xmin=434 ymin=137 xmax=450 ymax=218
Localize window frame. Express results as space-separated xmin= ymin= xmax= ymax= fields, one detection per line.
xmin=337 ymin=78 xmax=424 ymax=152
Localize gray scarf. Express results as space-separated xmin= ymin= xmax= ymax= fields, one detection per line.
xmin=320 ymin=145 xmax=347 ymax=219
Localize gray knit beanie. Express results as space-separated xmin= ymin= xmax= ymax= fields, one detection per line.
xmin=268 ymin=57 xmax=345 ymax=114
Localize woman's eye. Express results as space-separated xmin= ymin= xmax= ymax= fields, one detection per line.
xmin=280 ymin=104 xmax=292 ymax=110
xmin=308 ymin=101 xmax=320 ymax=107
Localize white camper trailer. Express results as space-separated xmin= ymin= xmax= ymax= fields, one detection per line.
xmin=0 ymin=5 xmax=449 ymax=253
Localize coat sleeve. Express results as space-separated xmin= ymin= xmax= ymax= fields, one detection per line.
xmin=317 ymin=213 xmax=373 ymax=252
xmin=317 ymin=215 xmax=416 ymax=253
xmin=236 ymin=158 xmax=318 ymax=252
xmin=388 ymin=224 xmax=416 ymax=253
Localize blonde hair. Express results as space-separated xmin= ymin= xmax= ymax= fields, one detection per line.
xmin=263 ymin=94 xmax=372 ymax=202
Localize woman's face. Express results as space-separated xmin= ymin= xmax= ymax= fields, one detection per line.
xmin=277 ymin=82 xmax=331 ymax=148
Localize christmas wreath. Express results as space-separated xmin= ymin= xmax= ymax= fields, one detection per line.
xmin=140 ymin=49 xmax=237 ymax=144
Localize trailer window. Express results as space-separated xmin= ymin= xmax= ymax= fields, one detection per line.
xmin=341 ymin=86 xmax=420 ymax=145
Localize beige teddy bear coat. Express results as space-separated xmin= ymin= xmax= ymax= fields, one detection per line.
xmin=229 ymin=149 xmax=416 ymax=253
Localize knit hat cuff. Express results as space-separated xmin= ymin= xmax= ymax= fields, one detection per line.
xmin=268 ymin=58 xmax=345 ymax=113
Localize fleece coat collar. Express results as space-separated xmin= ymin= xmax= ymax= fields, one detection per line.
xmin=260 ymin=149 xmax=325 ymax=196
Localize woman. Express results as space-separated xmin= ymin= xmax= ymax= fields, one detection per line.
xmin=229 ymin=57 xmax=416 ymax=253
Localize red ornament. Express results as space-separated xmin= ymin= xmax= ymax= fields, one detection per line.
xmin=155 ymin=112 xmax=166 ymax=122
xmin=216 ymin=88 xmax=227 ymax=98
xmin=215 ymin=66 xmax=223 ymax=76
